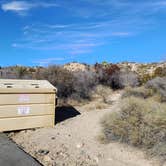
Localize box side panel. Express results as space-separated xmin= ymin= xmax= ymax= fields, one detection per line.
xmin=0 ymin=94 xmax=55 ymax=105
xmin=0 ymin=104 xmax=55 ymax=118
xmin=0 ymin=115 xmax=54 ymax=132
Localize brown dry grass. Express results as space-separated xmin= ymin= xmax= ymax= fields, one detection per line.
xmin=100 ymin=97 xmax=166 ymax=162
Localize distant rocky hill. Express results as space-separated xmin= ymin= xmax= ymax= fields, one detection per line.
xmin=117 ymin=62 xmax=166 ymax=75
xmin=0 ymin=62 xmax=166 ymax=79
xmin=63 ymin=62 xmax=90 ymax=72
xmin=63 ymin=61 xmax=166 ymax=75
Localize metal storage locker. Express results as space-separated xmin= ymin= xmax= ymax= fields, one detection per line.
xmin=0 ymin=79 xmax=57 ymax=132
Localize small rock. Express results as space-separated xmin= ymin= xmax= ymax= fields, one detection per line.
xmin=38 ymin=149 xmax=50 ymax=155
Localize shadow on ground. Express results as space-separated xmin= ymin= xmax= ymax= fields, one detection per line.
xmin=55 ymin=106 xmax=81 ymax=124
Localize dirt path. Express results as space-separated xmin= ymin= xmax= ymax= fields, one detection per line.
xmin=9 ymin=93 xmax=161 ymax=166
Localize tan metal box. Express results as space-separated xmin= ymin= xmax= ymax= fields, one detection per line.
xmin=0 ymin=79 xmax=57 ymax=132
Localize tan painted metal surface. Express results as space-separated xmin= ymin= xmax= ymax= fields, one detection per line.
xmin=0 ymin=104 xmax=54 ymax=118
xmin=0 ymin=79 xmax=56 ymax=132
xmin=0 ymin=94 xmax=55 ymax=105
xmin=0 ymin=115 xmax=54 ymax=132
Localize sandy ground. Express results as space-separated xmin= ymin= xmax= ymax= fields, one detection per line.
xmin=9 ymin=93 xmax=163 ymax=166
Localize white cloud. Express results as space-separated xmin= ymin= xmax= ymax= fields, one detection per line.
xmin=1 ymin=1 xmax=58 ymax=14
xmin=2 ymin=1 xmax=32 ymax=11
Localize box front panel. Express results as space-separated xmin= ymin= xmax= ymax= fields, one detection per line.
xmin=0 ymin=104 xmax=55 ymax=118
xmin=0 ymin=93 xmax=55 ymax=105
xmin=0 ymin=115 xmax=54 ymax=132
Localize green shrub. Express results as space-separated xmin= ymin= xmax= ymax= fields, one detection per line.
xmin=101 ymin=97 xmax=166 ymax=159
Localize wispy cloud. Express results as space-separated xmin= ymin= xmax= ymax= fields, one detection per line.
xmin=10 ymin=0 xmax=164 ymax=57
xmin=1 ymin=1 xmax=58 ymax=15
xmin=58 ymin=0 xmax=166 ymax=19
xmin=34 ymin=57 xmax=66 ymax=66
xmin=12 ymin=20 xmax=137 ymax=55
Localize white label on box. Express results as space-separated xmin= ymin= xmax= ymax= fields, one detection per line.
xmin=19 ymin=94 xmax=30 ymax=102
xmin=18 ymin=106 xmax=30 ymax=115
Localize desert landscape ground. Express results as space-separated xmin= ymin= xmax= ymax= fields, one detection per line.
xmin=0 ymin=62 xmax=166 ymax=166
xmin=7 ymin=90 xmax=164 ymax=166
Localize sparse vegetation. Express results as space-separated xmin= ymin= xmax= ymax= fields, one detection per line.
xmin=0 ymin=62 xmax=165 ymax=100
xmin=15 ymin=66 xmax=28 ymax=79
xmin=92 ymin=85 xmax=113 ymax=103
xmin=100 ymin=97 xmax=166 ymax=161
xmin=122 ymin=87 xmax=153 ymax=99
xmin=146 ymin=77 xmax=166 ymax=102
xmin=109 ymin=71 xmax=139 ymax=89
xmin=72 ymin=70 xmax=98 ymax=100
xmin=34 ymin=66 xmax=75 ymax=98
xmin=1 ymin=62 xmax=166 ymax=165
xmin=35 ymin=65 xmax=98 ymax=100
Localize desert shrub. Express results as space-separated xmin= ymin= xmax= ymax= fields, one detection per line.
xmin=139 ymin=73 xmax=153 ymax=84
xmin=35 ymin=66 xmax=98 ymax=100
xmin=109 ymin=71 xmax=139 ymax=89
xmin=122 ymin=87 xmax=153 ymax=99
xmin=92 ymin=85 xmax=113 ymax=103
xmin=14 ymin=66 xmax=28 ymax=79
xmin=35 ymin=66 xmax=75 ymax=98
xmin=94 ymin=63 xmax=120 ymax=86
xmin=146 ymin=77 xmax=166 ymax=102
xmin=101 ymin=97 xmax=166 ymax=159
xmin=72 ymin=70 xmax=98 ymax=100
xmin=153 ymin=67 xmax=166 ymax=77
xmin=105 ymin=64 xmax=120 ymax=76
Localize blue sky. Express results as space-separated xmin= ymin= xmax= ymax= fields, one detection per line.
xmin=0 ymin=0 xmax=166 ymax=66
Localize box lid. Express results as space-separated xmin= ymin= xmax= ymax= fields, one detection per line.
xmin=0 ymin=79 xmax=57 ymax=94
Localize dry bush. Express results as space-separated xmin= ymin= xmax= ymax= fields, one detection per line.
xmin=94 ymin=63 xmax=139 ymax=89
xmin=139 ymin=73 xmax=153 ymax=85
xmin=110 ymin=71 xmax=139 ymax=89
xmin=153 ymin=67 xmax=166 ymax=77
xmin=94 ymin=63 xmax=120 ymax=86
xmin=122 ymin=87 xmax=153 ymax=99
xmin=35 ymin=66 xmax=98 ymax=100
xmin=0 ymin=66 xmax=33 ymax=79
xmin=100 ymin=97 xmax=166 ymax=159
xmin=14 ymin=66 xmax=29 ymax=79
xmin=72 ymin=70 xmax=98 ymax=100
xmin=34 ymin=66 xmax=75 ymax=98
xmin=92 ymin=85 xmax=113 ymax=103
xmin=146 ymin=77 xmax=166 ymax=102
